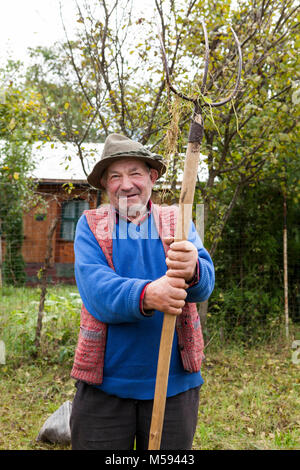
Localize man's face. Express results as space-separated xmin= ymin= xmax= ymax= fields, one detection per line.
xmin=103 ymin=158 xmax=158 ymax=218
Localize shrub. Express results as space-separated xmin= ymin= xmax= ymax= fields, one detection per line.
xmin=0 ymin=286 xmax=80 ymax=366
xmin=206 ymin=283 xmax=283 ymax=345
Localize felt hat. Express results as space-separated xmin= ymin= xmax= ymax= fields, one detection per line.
xmin=87 ymin=133 xmax=166 ymax=189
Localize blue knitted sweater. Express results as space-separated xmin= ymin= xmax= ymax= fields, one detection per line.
xmin=74 ymin=210 xmax=214 ymax=399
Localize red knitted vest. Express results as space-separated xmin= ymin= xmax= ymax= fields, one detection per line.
xmin=71 ymin=203 xmax=204 ymax=385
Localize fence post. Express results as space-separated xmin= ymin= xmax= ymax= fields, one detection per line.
xmin=283 ymin=191 xmax=289 ymax=339
xmin=0 ymin=219 xmax=2 ymax=288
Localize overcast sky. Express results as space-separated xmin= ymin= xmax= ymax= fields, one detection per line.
xmin=0 ymin=0 xmax=76 ymax=65
xmin=0 ymin=0 xmax=156 ymax=67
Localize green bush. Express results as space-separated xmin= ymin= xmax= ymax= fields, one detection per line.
xmin=207 ymin=283 xmax=283 ymax=345
xmin=204 ymin=181 xmax=300 ymax=345
xmin=3 ymin=213 xmax=26 ymax=286
xmin=0 ymin=286 xmax=80 ymax=366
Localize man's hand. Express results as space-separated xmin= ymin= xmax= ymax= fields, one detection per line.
xmin=143 ymin=275 xmax=188 ymax=316
xmin=165 ymin=239 xmax=198 ymax=282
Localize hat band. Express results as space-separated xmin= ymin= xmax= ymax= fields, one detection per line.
xmin=108 ymin=149 xmax=163 ymax=161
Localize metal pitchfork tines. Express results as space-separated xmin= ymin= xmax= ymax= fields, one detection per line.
xmin=148 ymin=20 xmax=243 ymax=451
xmin=158 ymin=19 xmax=242 ymax=110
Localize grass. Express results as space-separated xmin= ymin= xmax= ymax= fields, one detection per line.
xmin=0 ymin=286 xmax=299 ymax=450
xmin=194 ymin=344 xmax=300 ymax=450
xmin=0 ymin=363 xmax=73 ymax=450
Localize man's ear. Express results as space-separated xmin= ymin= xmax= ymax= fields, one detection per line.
xmin=149 ymin=168 xmax=159 ymax=184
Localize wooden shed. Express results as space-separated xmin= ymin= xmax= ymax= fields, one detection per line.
xmin=23 ymin=178 xmax=100 ymax=285
xmin=22 ymin=142 xmax=102 ymax=285
xmin=1 ymin=141 xmax=206 ymax=285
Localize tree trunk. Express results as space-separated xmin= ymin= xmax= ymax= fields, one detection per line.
xmin=34 ymin=217 xmax=58 ymax=354
xmin=210 ymin=183 xmax=243 ymax=258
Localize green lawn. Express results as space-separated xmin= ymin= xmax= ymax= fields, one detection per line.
xmin=0 ymin=286 xmax=299 ymax=450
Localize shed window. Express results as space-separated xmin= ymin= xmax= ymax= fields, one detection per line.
xmin=61 ymin=199 xmax=89 ymax=241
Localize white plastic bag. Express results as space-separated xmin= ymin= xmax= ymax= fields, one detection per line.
xmin=37 ymin=400 xmax=72 ymax=444
xmin=0 ymin=340 xmax=5 ymax=365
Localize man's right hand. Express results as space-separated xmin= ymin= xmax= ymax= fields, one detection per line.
xmin=143 ymin=275 xmax=188 ymax=316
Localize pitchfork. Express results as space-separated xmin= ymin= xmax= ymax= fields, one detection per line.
xmin=148 ymin=19 xmax=242 ymax=450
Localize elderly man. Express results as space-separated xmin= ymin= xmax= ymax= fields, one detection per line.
xmin=70 ymin=133 xmax=215 ymax=450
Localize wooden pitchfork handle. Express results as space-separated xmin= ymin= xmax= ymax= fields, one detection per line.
xmin=148 ymin=18 xmax=242 ymax=450
xmin=148 ymin=115 xmax=204 ymax=450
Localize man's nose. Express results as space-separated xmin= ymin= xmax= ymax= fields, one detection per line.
xmin=120 ymin=175 xmax=134 ymax=191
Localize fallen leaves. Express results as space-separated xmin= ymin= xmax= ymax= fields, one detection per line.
xmin=194 ymin=345 xmax=300 ymax=450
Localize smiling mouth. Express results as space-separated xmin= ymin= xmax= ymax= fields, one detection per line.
xmin=120 ymin=194 xmax=139 ymax=199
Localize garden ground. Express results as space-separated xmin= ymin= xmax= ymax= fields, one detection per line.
xmin=0 ymin=287 xmax=299 ymax=450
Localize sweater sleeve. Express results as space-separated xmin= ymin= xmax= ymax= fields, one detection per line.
xmin=185 ymin=221 xmax=215 ymax=303
xmin=74 ymin=214 xmax=152 ymax=324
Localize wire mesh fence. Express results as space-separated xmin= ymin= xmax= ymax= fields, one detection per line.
xmin=0 ymin=183 xmax=299 ymax=346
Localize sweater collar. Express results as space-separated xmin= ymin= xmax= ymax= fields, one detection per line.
xmin=114 ymin=199 xmax=153 ymax=225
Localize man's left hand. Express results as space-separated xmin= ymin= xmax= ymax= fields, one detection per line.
xmin=165 ymin=239 xmax=198 ymax=283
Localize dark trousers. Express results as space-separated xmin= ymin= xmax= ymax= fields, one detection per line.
xmin=70 ymin=381 xmax=200 ymax=450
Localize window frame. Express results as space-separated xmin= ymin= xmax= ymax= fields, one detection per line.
xmin=60 ymin=199 xmax=89 ymax=241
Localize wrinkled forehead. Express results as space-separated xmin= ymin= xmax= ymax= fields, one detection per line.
xmin=106 ymin=158 xmax=150 ymax=175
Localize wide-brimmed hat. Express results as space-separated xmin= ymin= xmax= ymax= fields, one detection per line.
xmin=87 ymin=133 xmax=166 ymax=190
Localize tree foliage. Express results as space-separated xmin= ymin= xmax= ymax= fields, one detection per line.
xmin=0 ymin=62 xmax=42 ymax=285
xmin=0 ymin=0 xmax=298 ymax=334
xmin=0 ymin=140 xmax=36 ymax=286
xmin=26 ymin=0 xmax=299 ymax=255
xmin=208 ymin=179 xmax=300 ymax=343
